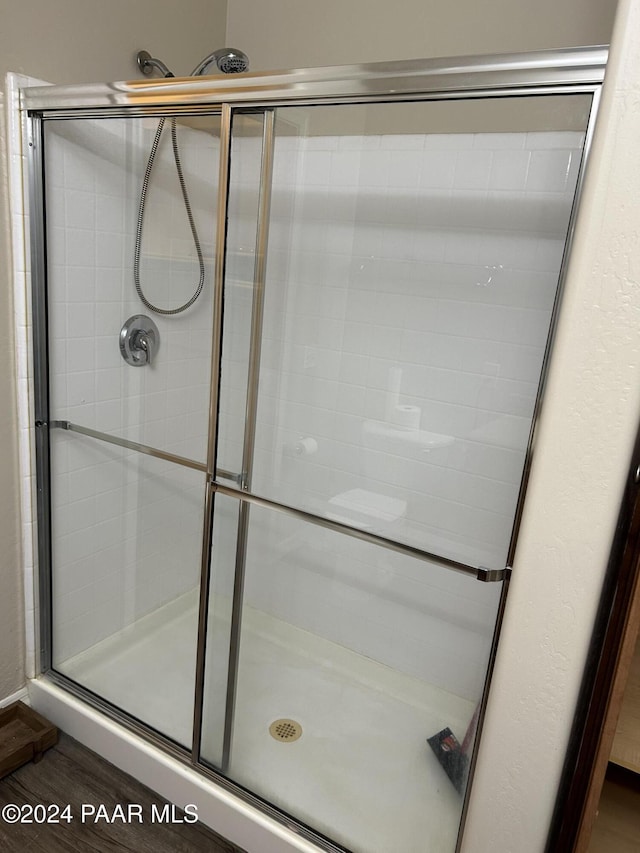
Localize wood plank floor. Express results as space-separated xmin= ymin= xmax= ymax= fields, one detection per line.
xmin=611 ymin=631 xmax=640 ymax=773
xmin=588 ymin=764 xmax=640 ymax=853
xmin=0 ymin=733 xmax=244 ymax=852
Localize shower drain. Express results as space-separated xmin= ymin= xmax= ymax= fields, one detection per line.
xmin=269 ymin=719 xmax=303 ymax=743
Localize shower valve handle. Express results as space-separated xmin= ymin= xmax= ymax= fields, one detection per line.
xmin=119 ymin=315 xmax=159 ymax=367
xmin=132 ymin=329 xmax=154 ymax=365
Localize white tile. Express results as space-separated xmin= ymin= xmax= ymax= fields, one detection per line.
xmin=380 ymin=133 xmax=424 ymax=150
xmin=454 ymin=150 xmax=493 ymax=190
xmin=304 ymin=135 xmax=339 ymax=151
xmin=534 ymin=236 xmax=566 ymax=271
xmin=95 ymin=335 xmax=123 ymax=370
xmin=419 ymin=150 xmax=457 ymax=189
xmin=444 ymin=231 xmax=481 ymax=265
xmin=66 ymin=370 xmax=94 ymax=407
xmin=95 ymin=302 xmax=123 ymax=336
xmin=95 ymin=400 xmax=122 ymax=432
xmin=490 ymin=150 xmax=531 ymax=191
xmin=424 ymin=133 xmax=473 ymax=151
xmin=381 ymin=224 xmax=414 ymax=259
xmin=49 ymin=226 xmax=67 ymax=265
xmin=473 ymin=132 xmax=525 ymax=150
xmin=525 ymin=130 xmax=584 ymax=150
xmin=95 ymin=368 xmax=122 ymax=402
xmin=67 ymin=302 xmax=95 ymax=337
xmin=388 ymin=150 xmax=422 ymax=187
xmin=325 ymin=223 xmax=355 ymax=255
xmin=367 ymin=325 xmax=402 ymax=360
xmin=302 ymin=150 xmax=332 ymax=185
xmin=516 ymin=307 xmax=553 ymax=346
xmin=330 ymin=151 xmax=361 ymax=186
xmin=65 ymin=190 xmax=95 ymax=230
xmin=66 ymin=266 xmax=95 ymax=302
xmin=411 ymin=229 xmax=446 ymax=263
xmin=96 ymin=231 xmax=124 ymax=267
xmin=526 ymin=150 xmax=573 ymax=192
xmin=338 ymin=134 xmax=380 ymax=151
xmin=359 ymin=150 xmax=391 ymax=188
xmin=67 ymin=229 xmax=96 ymax=266
xmin=339 ymin=352 xmax=369 ymax=385
xmin=96 ymin=194 xmax=124 ymax=233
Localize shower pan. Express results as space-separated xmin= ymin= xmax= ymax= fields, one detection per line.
xmin=22 ymin=47 xmax=606 ymax=853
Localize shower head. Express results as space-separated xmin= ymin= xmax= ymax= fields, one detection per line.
xmin=136 ymin=47 xmax=249 ymax=79
xmin=190 ymin=48 xmax=250 ymax=76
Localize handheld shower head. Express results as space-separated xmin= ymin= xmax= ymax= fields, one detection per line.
xmin=190 ymin=48 xmax=250 ymax=76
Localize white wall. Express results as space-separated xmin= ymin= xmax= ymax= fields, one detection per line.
xmin=3 ymin=0 xmax=227 ymax=84
xmin=0 ymin=0 xmax=228 ymax=702
xmin=226 ymin=0 xmax=616 ymax=71
xmin=461 ymin=0 xmax=640 ymax=848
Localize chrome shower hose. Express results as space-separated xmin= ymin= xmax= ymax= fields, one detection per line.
xmin=134 ymin=117 xmax=205 ymax=315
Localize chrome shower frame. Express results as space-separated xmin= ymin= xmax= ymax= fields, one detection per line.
xmin=24 ymin=46 xmax=607 ymax=853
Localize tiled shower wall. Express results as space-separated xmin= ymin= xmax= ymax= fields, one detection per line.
xmin=44 ymin=116 xmax=582 ymax=700
xmin=46 ymin=117 xmax=220 ymax=661
xmin=238 ymin=126 xmax=583 ymax=699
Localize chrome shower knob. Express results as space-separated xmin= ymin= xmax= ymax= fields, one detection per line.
xmin=119 ymin=315 xmax=159 ymax=366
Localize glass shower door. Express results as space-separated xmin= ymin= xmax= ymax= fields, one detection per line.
xmin=33 ymin=80 xmax=595 ymax=853
xmin=42 ymin=112 xmax=221 ymax=747
xmin=200 ymin=94 xmax=592 ymax=852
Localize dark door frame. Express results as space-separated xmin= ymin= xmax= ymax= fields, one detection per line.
xmin=546 ymin=420 xmax=640 ymax=851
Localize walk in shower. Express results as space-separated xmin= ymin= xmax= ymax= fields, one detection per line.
xmin=24 ymin=48 xmax=605 ymax=853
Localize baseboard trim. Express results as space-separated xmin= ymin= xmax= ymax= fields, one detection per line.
xmin=0 ymin=686 xmax=30 ymax=708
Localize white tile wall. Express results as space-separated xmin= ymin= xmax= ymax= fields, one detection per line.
xmin=46 ymin=117 xmax=219 ymax=462
xmin=234 ymin=123 xmax=584 ymax=698
xmin=23 ymin=102 xmax=584 ymax=702
xmin=50 ymin=430 xmax=204 ymax=664
xmin=240 ymin=504 xmax=502 ymax=700
xmin=44 ymin=116 xmax=220 ymax=659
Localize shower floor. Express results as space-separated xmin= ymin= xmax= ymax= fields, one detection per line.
xmin=60 ymin=591 xmax=474 ymax=853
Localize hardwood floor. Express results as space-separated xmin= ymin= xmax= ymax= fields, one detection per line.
xmin=610 ymin=633 xmax=640 ymax=773
xmin=590 ymin=632 xmax=640 ymax=852
xmin=0 ymin=733 xmax=243 ymax=852
xmin=588 ymin=764 xmax=640 ymax=853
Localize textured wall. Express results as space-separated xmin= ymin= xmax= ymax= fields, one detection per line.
xmin=2 ymin=0 xmax=227 ymax=84
xmin=461 ymin=0 xmax=640 ymax=849
xmin=226 ymin=0 xmax=616 ymax=71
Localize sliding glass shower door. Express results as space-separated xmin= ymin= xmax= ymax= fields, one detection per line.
xmin=29 ymin=58 xmax=600 ymax=853
xmin=200 ymin=95 xmax=592 ymax=853
xmin=42 ymin=113 xmax=223 ymax=746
